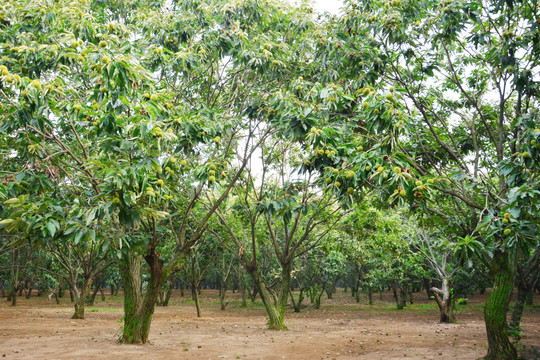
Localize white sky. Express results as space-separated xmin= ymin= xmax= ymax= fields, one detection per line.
xmin=311 ymin=0 xmax=343 ymax=15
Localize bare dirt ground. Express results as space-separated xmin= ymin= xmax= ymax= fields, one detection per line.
xmin=0 ymin=289 xmax=539 ymax=360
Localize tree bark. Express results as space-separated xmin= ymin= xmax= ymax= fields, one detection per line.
xmin=119 ymin=254 xmax=143 ymax=344
xmin=193 ymin=282 xmax=202 ymax=317
xmin=9 ymin=249 xmax=20 ymax=306
xmin=87 ymin=277 xmax=101 ymax=306
xmin=25 ymin=281 xmax=33 ymax=299
xmin=510 ymin=285 xmax=526 ymax=330
xmin=119 ymin=251 xmax=168 ymax=344
xmin=289 ymin=288 xmax=304 ymax=312
xmin=483 ymin=250 xmax=517 ymax=360
xmin=525 ymin=288 xmax=533 ymax=306
xmin=72 ymin=277 xmax=93 ymax=319
xmin=249 ymin=267 xmax=287 ymax=330
xmin=239 ymin=265 xmax=247 ymax=307
xmin=431 ymin=277 xmax=455 ymax=323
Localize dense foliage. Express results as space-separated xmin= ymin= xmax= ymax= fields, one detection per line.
xmin=0 ymin=0 xmax=538 ymax=359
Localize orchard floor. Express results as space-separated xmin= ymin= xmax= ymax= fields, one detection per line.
xmin=0 ymin=290 xmax=539 ymax=360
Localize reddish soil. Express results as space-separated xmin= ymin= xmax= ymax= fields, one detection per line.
xmin=0 ymin=290 xmax=539 ymax=360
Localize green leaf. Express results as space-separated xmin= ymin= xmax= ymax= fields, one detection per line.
xmin=86 ymin=208 xmax=97 ymax=226
xmin=46 ymin=221 xmax=57 ymax=237
xmin=0 ymin=218 xmax=16 ymax=225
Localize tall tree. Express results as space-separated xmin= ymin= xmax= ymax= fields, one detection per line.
xmin=331 ymin=0 xmax=540 ymax=358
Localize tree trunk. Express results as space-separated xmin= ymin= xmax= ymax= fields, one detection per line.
xmin=58 ymin=283 xmax=65 ymax=298
xmin=326 ymin=278 xmax=334 ymax=300
xmin=483 ymin=250 xmax=517 ymax=360
xmin=239 ymin=265 xmax=247 ymax=307
xmin=25 ymin=282 xmax=33 ymax=299
xmin=314 ymin=284 xmax=325 ymax=309
xmin=250 ymin=283 xmax=258 ymax=302
xmin=399 ymin=287 xmax=406 ymax=309
xmin=163 ymin=285 xmax=172 ymax=306
xmin=424 ymin=278 xmax=432 ymax=299
xmin=119 ymin=254 xmax=143 ymax=344
xmin=525 ymin=288 xmax=533 ymax=306
xmin=510 ymin=285 xmax=526 ymax=330
xmin=9 ymin=249 xmax=20 ymax=306
xmin=87 ymin=279 xmax=100 ymax=306
xmin=367 ymin=288 xmax=373 ymax=305
xmin=249 ymin=268 xmax=287 ymax=330
xmin=72 ymin=277 xmax=92 ymax=319
xmin=219 ymin=259 xmax=233 ymax=311
xmin=276 ymin=262 xmax=291 ymax=323
xmin=219 ymin=279 xmax=229 ymax=311
xmin=137 ymin=252 xmax=167 ymax=343
xmin=8 ymin=284 xmax=16 ymax=306
xmin=431 ymin=277 xmax=456 ymax=323
xmin=119 ymin=251 xmax=177 ymax=344
xmin=193 ymin=282 xmax=202 ymax=317
xmin=289 ymin=288 xmax=304 ymax=312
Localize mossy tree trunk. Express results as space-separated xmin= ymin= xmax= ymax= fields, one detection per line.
xmin=119 ymin=254 xmax=143 ymax=344
xmin=483 ymin=250 xmax=517 ymax=360
xmin=239 ymin=265 xmax=247 ymax=307
xmin=120 ymin=252 xmax=164 ymax=343
xmin=71 ymin=276 xmax=93 ymax=319
xmin=248 ymin=267 xmax=288 ymax=330
xmin=276 ymin=262 xmax=291 ymax=324
xmin=510 ymin=285 xmax=527 ymax=331
xmin=120 ymin=250 xmax=187 ymax=344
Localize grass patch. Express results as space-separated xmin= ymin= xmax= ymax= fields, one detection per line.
xmin=88 ymin=307 xmax=121 ymax=313
xmin=406 ymin=303 xmax=438 ymax=311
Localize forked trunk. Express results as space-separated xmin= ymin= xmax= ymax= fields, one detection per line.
xmin=119 ymin=251 xmax=180 ymax=344
xmin=483 ymin=250 xmax=517 ymax=360
xmin=72 ymin=277 xmax=92 ymax=319
xmin=276 ymin=262 xmax=291 ymax=320
xmin=431 ymin=278 xmax=455 ymax=323
xmin=289 ymin=288 xmax=304 ymax=312
xmin=249 ymin=268 xmax=287 ymax=330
